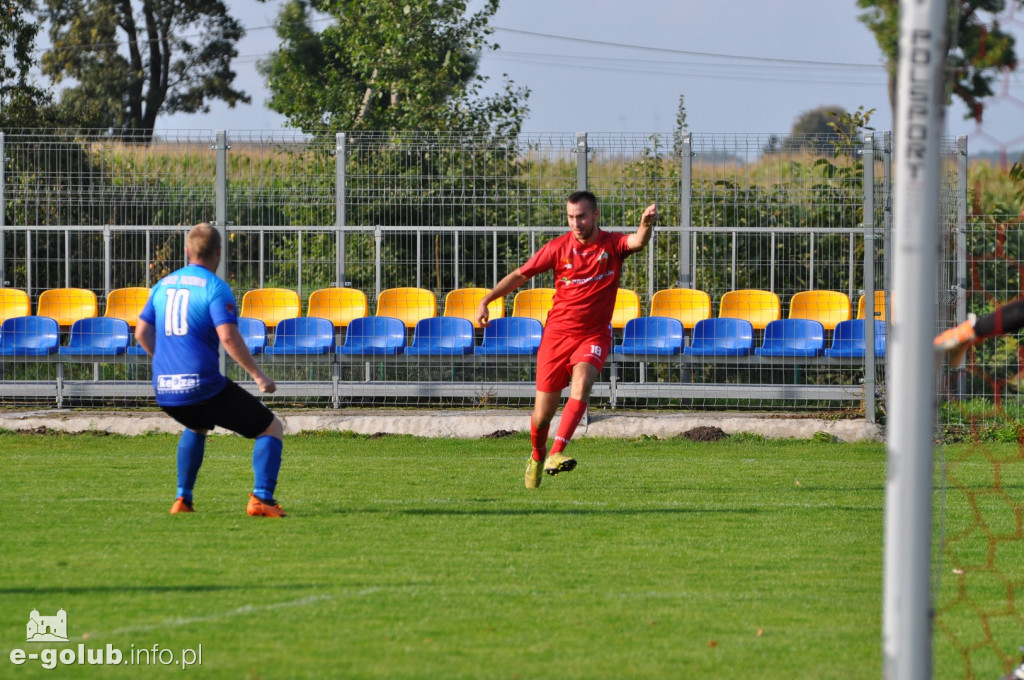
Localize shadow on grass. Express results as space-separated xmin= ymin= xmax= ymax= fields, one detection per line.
xmin=329 ymin=504 xmax=882 ymax=516
xmin=334 ymin=506 xmax=761 ymax=516
xmin=0 ymin=582 xmax=328 ymax=595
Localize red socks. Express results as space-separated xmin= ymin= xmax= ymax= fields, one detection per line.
xmin=550 ymin=398 xmax=587 ymax=455
xmin=531 ymin=422 xmax=549 ymax=462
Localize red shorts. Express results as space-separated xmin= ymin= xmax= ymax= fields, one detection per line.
xmin=535 ymin=329 xmax=611 ymax=393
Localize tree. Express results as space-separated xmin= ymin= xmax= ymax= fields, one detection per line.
xmin=0 ymin=0 xmax=54 ymax=127
xmin=857 ymin=0 xmax=1024 ymax=121
xmin=40 ymin=0 xmax=251 ymax=140
xmin=791 ymin=105 xmax=853 ymax=137
xmin=259 ymin=0 xmax=529 ymax=135
xmin=671 ymin=93 xmax=688 ymax=158
xmin=780 ymin=105 xmax=856 ymax=153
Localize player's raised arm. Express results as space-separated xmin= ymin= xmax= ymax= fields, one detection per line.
xmin=626 ymin=203 xmax=658 ymax=252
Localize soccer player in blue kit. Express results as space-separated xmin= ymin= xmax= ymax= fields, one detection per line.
xmin=135 ymin=223 xmax=287 ymax=517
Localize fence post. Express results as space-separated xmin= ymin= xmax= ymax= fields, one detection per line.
xmin=955 ymin=135 xmax=968 ymax=398
xmin=809 ymin=232 xmax=815 ymax=289
xmin=576 ymin=132 xmax=588 ymax=190
xmin=453 ymin=230 xmax=460 ymax=292
xmin=103 ymin=225 xmax=112 ymax=297
xmin=213 ymin=131 xmax=229 ymax=278
xmin=26 ymin=230 xmax=32 ymax=300
xmin=883 ymin=132 xmax=894 ymax=313
xmin=862 ymin=132 xmax=876 ymax=423
xmin=64 ymin=230 xmax=70 ymax=288
xmin=679 ymin=132 xmax=693 ymax=289
xmin=214 ymin=130 xmax=229 ymax=375
xmin=0 ymin=132 xmax=5 ymax=287
xmin=374 ymin=226 xmax=382 ymax=299
xmin=336 ymin=133 xmax=347 ymax=287
xmin=297 ymin=230 xmax=303 ymax=300
xmin=145 ymin=230 xmax=152 ymax=287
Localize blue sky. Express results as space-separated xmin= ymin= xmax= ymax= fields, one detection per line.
xmin=156 ymin=0 xmax=1024 ymax=153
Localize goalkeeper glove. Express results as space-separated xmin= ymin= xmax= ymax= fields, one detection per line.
xmin=933 ymin=313 xmax=977 ymax=369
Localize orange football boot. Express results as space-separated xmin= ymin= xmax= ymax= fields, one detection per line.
xmin=246 ymin=493 xmax=287 ymax=518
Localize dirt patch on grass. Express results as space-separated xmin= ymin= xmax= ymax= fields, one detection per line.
xmin=681 ymin=426 xmax=728 ymax=442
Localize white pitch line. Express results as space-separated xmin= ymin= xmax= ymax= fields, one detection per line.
xmin=81 ymin=590 xmax=381 ymax=640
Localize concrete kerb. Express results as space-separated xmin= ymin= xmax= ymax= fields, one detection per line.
xmin=0 ymin=409 xmax=882 ymax=442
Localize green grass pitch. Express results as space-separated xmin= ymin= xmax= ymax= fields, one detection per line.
xmin=0 ymin=428 xmax=1010 ymax=678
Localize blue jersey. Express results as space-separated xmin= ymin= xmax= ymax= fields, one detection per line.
xmin=139 ymin=264 xmax=237 ymax=406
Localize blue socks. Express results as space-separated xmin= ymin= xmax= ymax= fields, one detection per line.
xmin=252 ymin=435 xmax=283 ymax=501
xmin=175 ymin=430 xmax=283 ymax=503
xmin=176 ymin=429 xmax=207 ymax=501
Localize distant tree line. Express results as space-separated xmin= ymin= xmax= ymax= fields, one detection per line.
xmin=0 ymin=0 xmax=529 ymax=140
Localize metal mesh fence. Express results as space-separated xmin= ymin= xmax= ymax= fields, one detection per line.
xmin=0 ymin=130 xmax=966 ymax=414
xmin=938 ymin=215 xmax=1024 ymax=429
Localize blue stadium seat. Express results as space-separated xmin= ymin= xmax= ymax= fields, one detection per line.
xmin=59 ymin=317 xmax=130 ymax=356
xmin=404 ymin=317 xmax=475 ymax=356
xmin=475 ymin=317 xmax=543 ymax=356
xmin=614 ymin=316 xmax=684 ymax=356
xmin=124 ymin=318 xmax=267 ymax=356
xmin=824 ymin=319 xmax=887 ymax=358
xmin=337 ymin=316 xmax=407 ymax=356
xmin=264 ymin=317 xmax=336 ymax=355
xmin=0 ymin=316 xmax=60 ymax=356
xmin=683 ymin=318 xmax=754 ymax=356
xmin=754 ymin=319 xmax=825 ymax=357
xmin=237 ymin=317 xmax=267 ymax=355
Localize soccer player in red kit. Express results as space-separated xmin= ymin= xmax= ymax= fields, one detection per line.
xmin=475 ymin=191 xmax=657 ymax=488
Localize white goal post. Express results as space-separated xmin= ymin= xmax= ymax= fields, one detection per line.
xmin=883 ymin=0 xmax=948 ymax=679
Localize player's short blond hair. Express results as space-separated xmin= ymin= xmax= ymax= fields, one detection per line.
xmin=187 ymin=223 xmax=221 ymax=261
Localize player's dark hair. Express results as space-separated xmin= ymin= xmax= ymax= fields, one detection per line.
xmin=187 ymin=222 xmax=222 ymax=261
xmin=567 ymin=190 xmax=598 ymax=211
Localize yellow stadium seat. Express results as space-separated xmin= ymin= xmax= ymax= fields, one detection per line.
xmin=511 ymin=288 xmax=556 ymax=327
xmin=37 ymin=288 xmax=98 ymax=328
xmin=611 ymin=288 xmax=641 ymax=330
xmin=443 ymin=288 xmax=503 ymax=329
xmin=856 ymin=290 xmax=887 ymax=320
xmin=649 ymin=288 xmax=712 ymax=328
xmin=240 ymin=288 xmax=302 ymax=327
xmin=718 ymin=289 xmax=781 ymax=330
xmin=375 ymin=287 xmax=436 ymax=328
xmin=788 ymin=290 xmax=851 ymax=331
xmin=307 ymin=287 xmax=368 ymax=329
xmin=0 ymin=288 xmax=31 ymax=324
xmin=104 ymin=287 xmax=151 ymax=328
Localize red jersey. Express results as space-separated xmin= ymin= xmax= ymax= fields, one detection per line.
xmin=518 ymin=229 xmax=635 ymax=336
